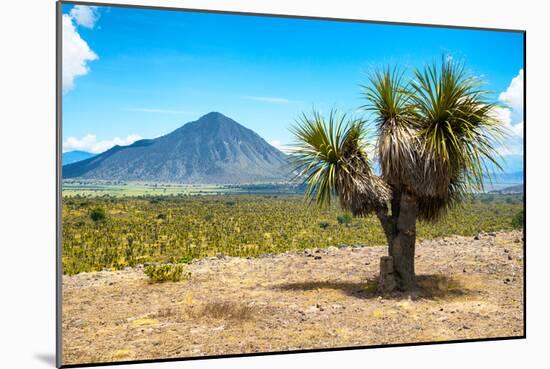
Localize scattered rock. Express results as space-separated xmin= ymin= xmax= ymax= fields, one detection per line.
xmin=304 ymin=305 xmax=320 ymax=314
xmin=63 ymin=230 xmax=524 ymax=363
xmin=314 ymin=256 xmax=322 ymax=260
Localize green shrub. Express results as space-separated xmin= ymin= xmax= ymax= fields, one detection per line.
xmin=512 ymin=209 xmax=524 ymax=229
xmin=144 ymin=263 xmax=190 ymax=283
xmin=337 ymin=213 xmax=352 ymax=225
xmin=90 ymin=207 xmax=106 ymax=222
xmin=173 ymin=255 xmax=194 ymax=264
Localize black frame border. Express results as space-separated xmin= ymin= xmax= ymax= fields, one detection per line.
xmin=56 ymin=1 xmax=527 ymax=368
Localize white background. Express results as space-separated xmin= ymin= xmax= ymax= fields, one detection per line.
xmin=0 ymin=0 xmax=546 ymax=367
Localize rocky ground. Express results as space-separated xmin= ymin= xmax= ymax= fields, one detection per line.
xmin=62 ymin=230 xmax=524 ymax=365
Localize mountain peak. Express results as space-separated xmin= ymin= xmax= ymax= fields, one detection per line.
xmin=199 ymin=111 xmax=226 ymax=120
xmin=197 ymin=111 xmax=237 ymax=123
xmin=63 ymin=112 xmax=290 ymax=184
xmin=195 ymin=112 xmax=239 ymax=127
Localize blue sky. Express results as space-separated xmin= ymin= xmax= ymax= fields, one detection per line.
xmin=62 ymin=4 xmax=524 ymax=169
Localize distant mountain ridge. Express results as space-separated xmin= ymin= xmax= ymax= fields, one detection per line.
xmin=490 ymin=184 xmax=523 ymax=194
xmin=62 ymin=150 xmax=95 ymax=165
xmin=63 ymin=112 xmax=291 ymax=184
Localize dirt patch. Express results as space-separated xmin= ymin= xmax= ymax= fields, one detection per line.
xmin=62 ymin=230 xmax=524 ymax=365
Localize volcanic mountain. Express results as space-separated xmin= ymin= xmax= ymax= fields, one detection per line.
xmin=62 ymin=112 xmax=291 ymax=184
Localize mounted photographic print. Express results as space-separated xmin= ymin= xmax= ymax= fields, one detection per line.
xmin=57 ymin=1 xmax=525 ymax=367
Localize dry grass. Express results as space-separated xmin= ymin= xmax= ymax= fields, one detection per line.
xmin=62 ymin=230 xmax=524 ymax=365
xmin=189 ymin=301 xmax=256 ymax=321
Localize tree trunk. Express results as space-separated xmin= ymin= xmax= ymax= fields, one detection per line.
xmin=376 ymin=190 xmax=418 ymax=292
xmin=389 ymin=191 xmax=417 ymax=290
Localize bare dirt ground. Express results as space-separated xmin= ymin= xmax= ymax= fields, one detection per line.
xmin=62 ymin=230 xmax=524 ymax=365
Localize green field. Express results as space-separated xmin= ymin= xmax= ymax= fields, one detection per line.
xmin=61 ymin=191 xmax=523 ymax=275
xmin=62 ymin=180 xmax=303 ymax=197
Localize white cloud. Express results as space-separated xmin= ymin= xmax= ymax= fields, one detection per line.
xmin=62 ymin=14 xmax=98 ymax=92
xmin=126 ymin=108 xmax=196 ymax=115
xmin=499 ymin=69 xmax=524 ymax=113
xmin=492 ymin=106 xmax=523 ymax=156
xmin=243 ymin=96 xmax=291 ymax=104
xmin=69 ymin=5 xmax=100 ymax=29
xmin=492 ymin=70 xmax=525 ymax=158
xmin=63 ymin=134 xmax=142 ymax=154
xmin=492 ymin=105 xmax=512 ymax=125
xmin=510 ymin=121 xmax=524 ymax=138
xmin=492 ymin=106 xmax=521 ymax=136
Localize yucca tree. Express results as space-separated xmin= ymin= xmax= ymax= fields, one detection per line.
xmin=291 ymin=57 xmax=506 ymax=292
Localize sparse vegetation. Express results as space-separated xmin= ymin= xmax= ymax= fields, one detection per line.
xmin=144 ymin=263 xmax=190 ymax=283
xmin=62 ymin=230 xmax=524 ymax=364
xmin=62 ymin=194 xmax=522 ymax=275
xmin=192 ymin=301 xmax=255 ymax=321
xmin=512 ymin=209 xmax=524 ymax=229
xmin=337 ymin=213 xmax=352 ymax=225
xmin=89 ymin=207 xmax=106 ymax=222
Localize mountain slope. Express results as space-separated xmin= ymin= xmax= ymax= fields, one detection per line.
xmin=62 ymin=112 xmax=291 ymax=184
xmin=62 ymin=150 xmax=95 ymax=165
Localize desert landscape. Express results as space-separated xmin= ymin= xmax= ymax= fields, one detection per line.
xmin=59 ymin=5 xmax=525 ymax=366
xmin=62 ymin=230 xmax=523 ymax=364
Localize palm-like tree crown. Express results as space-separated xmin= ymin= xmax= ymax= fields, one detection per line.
xmin=362 ymin=68 xmax=420 ymax=190
xmin=290 ymin=111 xmax=390 ymax=216
xmin=410 ymin=58 xmax=507 ymax=219
xmin=291 ymin=56 xmax=507 ymax=222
